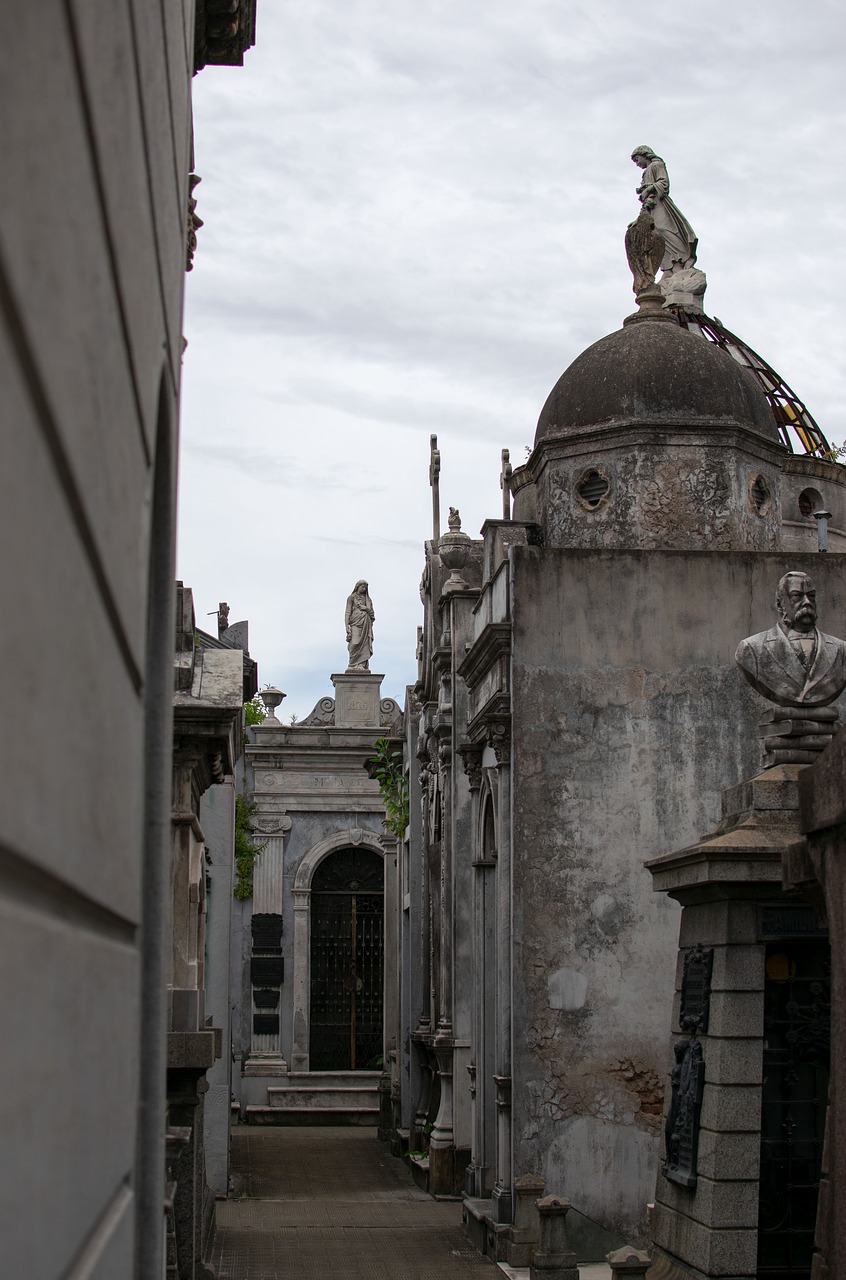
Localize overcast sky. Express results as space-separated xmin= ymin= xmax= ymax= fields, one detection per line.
xmin=177 ymin=0 xmax=846 ymax=720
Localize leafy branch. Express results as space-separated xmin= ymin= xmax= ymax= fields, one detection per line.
xmin=234 ymin=793 xmax=265 ymax=900
xmin=244 ymin=694 xmax=266 ymax=726
xmin=368 ymin=737 xmax=409 ymax=838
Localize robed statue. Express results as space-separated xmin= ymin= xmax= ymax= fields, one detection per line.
xmin=630 ymin=146 xmax=698 ymax=275
xmin=345 ymin=580 xmax=375 ymax=672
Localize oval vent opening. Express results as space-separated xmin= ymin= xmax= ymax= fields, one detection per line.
xmin=751 ymin=475 xmax=770 ymax=514
xmin=798 ymin=487 xmax=822 ymax=518
xmin=577 ymin=470 xmax=610 ymax=509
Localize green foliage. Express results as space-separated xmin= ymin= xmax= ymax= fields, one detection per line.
xmin=244 ymin=694 xmax=265 ymax=726
xmin=234 ymin=793 xmax=265 ymax=900
xmin=369 ymin=737 xmax=409 ymax=838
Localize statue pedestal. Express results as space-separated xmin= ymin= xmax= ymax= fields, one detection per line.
xmin=331 ymin=672 xmax=384 ymax=728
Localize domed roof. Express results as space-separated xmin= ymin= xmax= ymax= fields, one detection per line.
xmin=535 ymin=319 xmax=780 ymax=446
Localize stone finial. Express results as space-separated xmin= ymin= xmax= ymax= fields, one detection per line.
xmin=735 ymin=571 xmax=846 ymax=766
xmin=501 ymin=448 xmax=513 ymax=520
xmin=438 ymin=509 xmax=472 ymax=593
xmin=529 ymin=1196 xmax=578 ymax=1280
xmin=259 ymin=686 xmax=285 ymax=722
xmin=429 ymin=434 xmax=441 ymax=545
xmin=607 ymin=1246 xmax=652 ymax=1278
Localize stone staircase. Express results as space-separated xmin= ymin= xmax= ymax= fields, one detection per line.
xmin=245 ymin=1071 xmax=380 ymax=1126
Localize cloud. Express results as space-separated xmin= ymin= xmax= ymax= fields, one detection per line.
xmin=178 ymin=0 xmax=846 ymax=718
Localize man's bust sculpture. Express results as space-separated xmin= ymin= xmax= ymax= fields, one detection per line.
xmin=735 ymin=571 xmax=846 ymax=708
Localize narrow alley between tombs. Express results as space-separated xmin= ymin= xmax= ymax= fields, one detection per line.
xmin=211 ymin=1126 xmax=498 ymax=1279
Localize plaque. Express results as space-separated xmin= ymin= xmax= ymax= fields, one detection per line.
xmin=253 ymin=1014 xmax=280 ymax=1036
xmin=679 ymin=944 xmax=713 ymax=1034
xmin=663 ymin=1038 xmax=705 ymax=1188
xmin=251 ymin=956 xmax=284 ymax=985
xmin=760 ymin=904 xmax=827 ymax=940
xmin=252 ymin=913 xmax=283 ymax=950
xmin=253 ymin=988 xmax=280 ymax=1010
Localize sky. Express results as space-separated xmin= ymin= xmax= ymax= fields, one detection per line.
xmin=177 ymin=0 xmax=846 ymax=720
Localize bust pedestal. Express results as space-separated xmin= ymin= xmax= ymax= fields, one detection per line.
xmin=331 ymin=672 xmax=384 ymax=727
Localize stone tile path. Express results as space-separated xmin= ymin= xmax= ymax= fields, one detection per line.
xmin=211 ymin=1126 xmax=498 ymax=1279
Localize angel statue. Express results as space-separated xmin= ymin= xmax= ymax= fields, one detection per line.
xmin=630 ymin=146 xmax=697 ymax=275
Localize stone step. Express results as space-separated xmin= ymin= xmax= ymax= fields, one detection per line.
xmin=281 ymin=1070 xmax=380 ymax=1090
xmin=267 ymin=1077 xmax=378 ymax=1102
xmin=245 ymin=1105 xmax=378 ymax=1127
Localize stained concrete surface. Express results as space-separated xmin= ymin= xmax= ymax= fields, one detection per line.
xmin=211 ymin=1126 xmax=498 ymax=1278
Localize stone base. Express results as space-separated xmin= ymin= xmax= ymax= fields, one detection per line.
xmin=647 ymin=1246 xmax=751 ymax=1280
xmin=484 ymin=1217 xmax=511 ymax=1263
xmin=530 ymin=1253 xmax=578 ymax=1280
xmin=427 ymin=1142 xmax=470 ymax=1198
xmin=462 ymin=1197 xmax=490 ymax=1255
xmin=331 ymin=671 xmax=384 ymax=728
xmin=243 ymin=1055 xmax=288 ymax=1077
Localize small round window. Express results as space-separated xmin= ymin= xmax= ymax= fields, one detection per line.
xmin=576 ymin=469 xmax=610 ymax=510
xmin=798 ymin=487 xmax=823 ymax=519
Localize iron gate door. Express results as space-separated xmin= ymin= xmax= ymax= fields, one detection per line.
xmin=309 ymin=848 xmax=384 ymax=1072
xmin=757 ymin=941 xmax=830 ymax=1280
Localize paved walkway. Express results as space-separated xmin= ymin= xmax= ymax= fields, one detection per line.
xmin=211 ymin=1126 xmax=498 ymax=1279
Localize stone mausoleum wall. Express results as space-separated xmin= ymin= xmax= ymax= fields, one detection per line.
xmin=508 ymin=548 xmax=846 ymax=1245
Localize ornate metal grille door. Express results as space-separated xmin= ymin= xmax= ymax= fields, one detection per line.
xmin=309 ymin=849 xmax=384 ymax=1072
xmin=757 ymin=942 xmax=830 ymax=1279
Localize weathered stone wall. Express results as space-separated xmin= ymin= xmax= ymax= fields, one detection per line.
xmin=0 ymin=5 xmax=194 ymax=1275
xmin=509 ymin=547 xmax=846 ymax=1244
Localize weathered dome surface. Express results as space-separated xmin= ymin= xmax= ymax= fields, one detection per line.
xmin=535 ymin=320 xmax=779 ymax=446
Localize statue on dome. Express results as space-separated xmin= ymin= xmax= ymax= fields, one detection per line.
xmin=631 ymin=146 xmax=698 ymax=275
xmin=345 ymin=580 xmax=375 ymax=672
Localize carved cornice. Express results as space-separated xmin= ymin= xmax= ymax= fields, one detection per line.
xmin=458 ymin=623 xmax=511 ymax=689
xmin=457 ymin=741 xmax=484 ymax=791
xmin=466 ymin=695 xmax=511 ymax=747
xmin=489 ymin=721 xmax=511 ymax=765
xmin=194 ymin=0 xmax=257 ymax=71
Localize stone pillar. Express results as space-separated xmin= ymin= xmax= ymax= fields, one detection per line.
xmin=290 ymin=887 xmax=310 ymax=1072
xmin=530 ymin=1196 xmax=578 ymax=1280
xmin=646 ymin=766 xmax=810 ymax=1280
xmin=244 ymin=824 xmax=289 ymax=1077
xmin=462 ymin=743 xmax=491 ymax=1199
xmin=491 ymin=724 xmax=513 ymax=1223
xmin=429 ymin=731 xmax=457 ymax=1195
xmin=607 ymin=1246 xmax=651 ymax=1279
xmin=508 ymin=1173 xmax=546 ymax=1266
xmin=380 ymin=831 xmax=400 ymax=1142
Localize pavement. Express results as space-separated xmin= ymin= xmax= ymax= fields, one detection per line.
xmin=212 ymin=1126 xmax=612 ymax=1279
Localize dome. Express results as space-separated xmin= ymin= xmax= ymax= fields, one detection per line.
xmin=534 ymin=319 xmax=780 ymax=446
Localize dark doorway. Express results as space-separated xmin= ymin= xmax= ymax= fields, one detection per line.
xmin=757 ymin=940 xmax=830 ymax=1280
xmin=310 ymin=848 xmax=384 ymax=1071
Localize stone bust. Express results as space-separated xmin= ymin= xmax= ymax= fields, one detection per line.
xmin=735 ymin=571 xmax=846 ymax=707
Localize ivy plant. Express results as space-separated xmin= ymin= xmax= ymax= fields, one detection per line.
xmin=369 ymin=737 xmax=409 ymax=838
xmin=234 ymin=793 xmax=265 ymax=900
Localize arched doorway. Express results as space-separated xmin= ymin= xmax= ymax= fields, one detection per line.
xmin=309 ymin=847 xmax=384 ymax=1071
